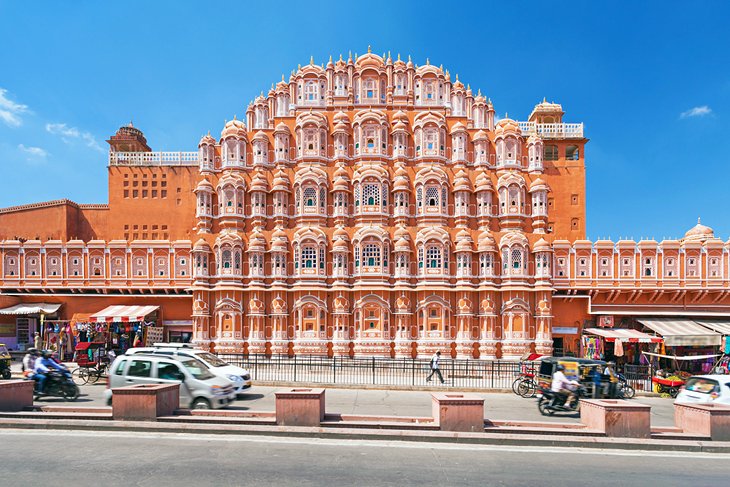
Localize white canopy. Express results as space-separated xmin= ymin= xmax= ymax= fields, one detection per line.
xmin=637 ymin=318 xmax=722 ymax=347
xmin=642 ymin=351 xmax=721 ymax=361
xmin=695 ymin=319 xmax=730 ymax=336
xmin=0 ymin=303 xmax=62 ymax=316
xmin=584 ymin=328 xmax=662 ymax=343
xmin=90 ymin=305 xmax=159 ymax=323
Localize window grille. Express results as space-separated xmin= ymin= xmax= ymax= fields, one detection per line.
xmin=426 ymin=246 xmax=442 ymax=269
xmin=363 ymin=243 xmax=381 ymax=267
xmin=302 ymin=246 xmax=316 ymax=268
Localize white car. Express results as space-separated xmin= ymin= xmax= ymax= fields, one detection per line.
xmin=126 ymin=343 xmax=252 ymax=395
xmin=675 ymin=375 xmax=730 ymax=405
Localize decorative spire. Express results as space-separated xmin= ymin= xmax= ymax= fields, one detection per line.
xmin=426 ymin=58 xmax=430 ymax=65
xmin=698 ymin=217 xmax=702 ymax=224
xmin=367 ymin=44 xmax=372 ymax=53
xmin=339 ymin=53 xmax=343 ymax=61
xmin=397 ymin=53 xmax=401 ymax=61
xmin=455 ymin=73 xmax=459 ymax=81
xmin=328 ymin=55 xmax=332 ymax=63
xmin=309 ymin=56 xmax=314 ymax=65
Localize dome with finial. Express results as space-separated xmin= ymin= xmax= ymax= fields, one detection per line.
xmin=271 ymin=168 xmax=290 ymax=192
xmin=274 ymin=122 xmax=291 ymax=135
xmin=475 ymin=170 xmax=494 ymax=192
xmin=198 ymin=132 xmax=216 ymax=147
xmin=477 ymin=230 xmax=497 ymax=252
xmin=453 ymin=169 xmax=472 ymax=192
xmin=220 ymin=117 xmax=247 ymax=140
xmin=355 ymin=46 xmax=385 ymax=70
xmin=533 ymin=237 xmax=551 ymax=252
xmin=683 ymin=218 xmax=715 ymax=242
xmin=494 ymin=117 xmax=520 ymax=137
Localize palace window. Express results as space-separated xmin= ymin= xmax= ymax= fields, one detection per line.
xmin=544 ymin=145 xmax=559 ymax=161
xmin=566 ymin=145 xmax=579 ymax=160
xmin=302 ymin=246 xmax=317 ymax=268
xmin=363 ymin=243 xmax=381 ymax=267
xmin=426 ymin=245 xmax=442 ymax=269
xmin=303 ymin=187 xmax=317 ymax=207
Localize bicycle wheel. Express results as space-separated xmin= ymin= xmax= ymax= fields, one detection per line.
xmin=620 ymin=384 xmax=635 ymax=399
xmin=87 ymin=367 xmax=101 ymax=384
xmin=518 ymin=379 xmax=537 ymax=398
xmin=512 ymin=377 xmax=523 ymax=395
xmin=71 ymin=367 xmax=89 ymax=385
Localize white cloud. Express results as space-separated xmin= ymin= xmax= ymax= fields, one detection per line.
xmin=0 ymin=88 xmax=30 ymax=127
xmin=680 ymin=105 xmax=712 ymax=119
xmin=18 ymin=144 xmax=48 ymax=159
xmin=46 ymin=122 xmax=104 ymax=152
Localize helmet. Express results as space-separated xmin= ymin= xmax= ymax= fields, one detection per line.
xmin=27 ymin=348 xmax=38 ymax=354
xmin=41 ymin=350 xmax=52 ymax=358
xmin=556 ymin=364 xmax=565 ymax=371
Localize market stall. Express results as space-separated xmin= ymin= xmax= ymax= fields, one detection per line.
xmin=73 ymin=305 xmax=160 ymax=353
xmin=637 ymin=318 xmax=722 ymax=374
xmin=0 ymin=303 xmax=62 ymax=351
xmin=582 ymin=327 xmax=662 ymax=361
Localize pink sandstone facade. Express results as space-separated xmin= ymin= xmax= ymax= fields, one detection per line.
xmin=1 ymin=50 xmax=729 ymax=358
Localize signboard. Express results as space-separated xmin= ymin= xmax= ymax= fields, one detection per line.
xmin=145 ymin=326 xmax=164 ymax=346
xmin=552 ymin=327 xmax=578 ymax=335
xmin=598 ymin=315 xmax=614 ymax=328
xmin=0 ymin=323 xmax=16 ymax=336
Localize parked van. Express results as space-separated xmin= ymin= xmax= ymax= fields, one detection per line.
xmin=126 ymin=343 xmax=252 ymax=395
xmin=104 ymin=354 xmax=236 ymax=409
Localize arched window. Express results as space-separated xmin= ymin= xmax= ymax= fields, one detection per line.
xmin=303 ymin=187 xmax=316 ymax=207
xmin=511 ymin=248 xmax=522 ymax=270
xmin=221 ymin=250 xmax=232 ymax=269
xmin=544 ymin=145 xmax=559 ymax=161
xmin=363 ymin=183 xmax=380 ymax=206
xmin=363 ymin=243 xmax=381 ymax=267
xmin=426 ymin=245 xmax=442 ymax=269
xmin=302 ymin=246 xmax=317 ymax=268
xmin=304 ymin=81 xmax=318 ymax=103
xmin=426 ymin=186 xmax=439 ymax=207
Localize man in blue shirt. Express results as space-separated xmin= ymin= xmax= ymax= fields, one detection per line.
xmin=33 ymin=351 xmax=64 ymax=393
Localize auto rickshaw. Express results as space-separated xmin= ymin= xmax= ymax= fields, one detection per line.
xmin=536 ymin=356 xmax=607 ymax=397
xmin=0 ymin=343 xmax=12 ymax=380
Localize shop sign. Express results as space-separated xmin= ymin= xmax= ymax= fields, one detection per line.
xmin=552 ymin=327 xmax=578 ymax=335
xmin=0 ymin=323 xmax=16 ymax=336
xmin=598 ymin=315 xmax=614 ymax=328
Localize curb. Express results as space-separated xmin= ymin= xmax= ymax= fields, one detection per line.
xmin=0 ymin=417 xmax=727 ymax=453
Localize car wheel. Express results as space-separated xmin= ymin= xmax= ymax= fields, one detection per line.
xmin=191 ymin=398 xmax=211 ymax=410
xmin=1 ymin=369 xmax=11 ymax=380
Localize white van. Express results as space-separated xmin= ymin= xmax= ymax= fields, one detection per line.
xmin=126 ymin=343 xmax=252 ymax=395
xmin=675 ymin=375 xmax=730 ymax=405
xmin=105 ymin=354 xmax=236 ymax=409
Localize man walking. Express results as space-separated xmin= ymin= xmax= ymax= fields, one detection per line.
xmin=426 ymin=351 xmax=445 ymax=384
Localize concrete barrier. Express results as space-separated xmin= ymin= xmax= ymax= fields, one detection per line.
xmin=675 ymin=402 xmax=730 ymax=441
xmin=580 ymin=399 xmax=651 ymax=438
xmin=431 ymin=393 xmax=485 ymax=432
xmin=111 ymin=384 xmax=180 ymax=421
xmin=275 ymin=388 xmax=325 ymax=427
xmin=0 ymin=380 xmax=34 ymax=412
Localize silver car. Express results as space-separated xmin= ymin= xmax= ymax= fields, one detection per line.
xmin=104 ymin=354 xmax=236 ymax=409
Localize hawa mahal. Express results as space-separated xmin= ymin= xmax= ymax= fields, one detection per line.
xmin=1 ymin=50 xmax=728 ymax=358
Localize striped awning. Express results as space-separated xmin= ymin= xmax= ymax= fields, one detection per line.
xmin=694 ymin=320 xmax=730 ymax=336
xmin=89 ymin=305 xmax=159 ymax=323
xmin=637 ymin=318 xmax=721 ymax=346
xmin=584 ymin=328 xmax=662 ymax=343
xmin=0 ymin=303 xmax=61 ymax=316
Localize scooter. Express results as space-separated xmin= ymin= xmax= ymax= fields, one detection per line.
xmin=32 ymin=369 xmax=79 ymax=401
xmin=537 ymin=385 xmax=587 ymax=416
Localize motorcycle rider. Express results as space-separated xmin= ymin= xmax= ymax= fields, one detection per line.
xmin=551 ymin=364 xmax=581 ymax=408
xmin=33 ymin=350 xmax=65 ymax=393
xmin=22 ymin=348 xmax=40 ymax=379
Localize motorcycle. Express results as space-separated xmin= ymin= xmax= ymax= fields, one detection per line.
xmin=32 ymin=368 xmax=79 ymax=401
xmin=537 ymin=385 xmax=587 ymax=416
xmin=616 ymin=373 xmax=635 ymax=399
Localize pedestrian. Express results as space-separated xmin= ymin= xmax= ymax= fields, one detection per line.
xmin=33 ymin=332 xmax=42 ymax=350
xmin=604 ymin=361 xmax=618 ymax=398
xmin=426 ymin=351 xmax=445 ymax=384
xmin=591 ymin=365 xmax=603 ymax=399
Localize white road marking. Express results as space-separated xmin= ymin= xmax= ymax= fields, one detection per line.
xmin=0 ymin=428 xmax=727 ymax=460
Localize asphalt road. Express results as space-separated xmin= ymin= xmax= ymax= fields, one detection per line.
xmin=1 ymin=429 xmax=726 ymax=487
xmin=35 ymin=383 xmax=678 ymax=426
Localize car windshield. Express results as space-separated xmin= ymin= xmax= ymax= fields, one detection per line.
xmin=180 ymin=359 xmax=215 ymax=380
xmin=195 ymin=352 xmax=228 ymax=367
xmin=685 ymin=377 xmax=720 ymax=394
xmin=0 ymin=345 xmax=9 ymax=355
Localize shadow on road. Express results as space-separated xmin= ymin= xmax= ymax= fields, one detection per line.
xmin=236 ymin=393 xmax=264 ymax=401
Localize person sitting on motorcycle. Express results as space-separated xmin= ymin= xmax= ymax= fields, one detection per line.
xmin=22 ymin=348 xmax=40 ymax=379
xmin=33 ymin=351 xmax=64 ymax=393
xmin=551 ymin=364 xmax=581 ymax=408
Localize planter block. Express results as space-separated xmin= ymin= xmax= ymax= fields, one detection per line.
xmin=580 ymin=399 xmax=651 ymax=438
xmin=431 ymin=393 xmax=485 ymax=432
xmin=675 ymin=402 xmax=730 ymax=441
xmin=0 ymin=380 xmax=34 ymax=412
xmin=275 ymin=388 xmax=326 ymax=427
xmin=112 ymin=383 xmax=180 ymax=421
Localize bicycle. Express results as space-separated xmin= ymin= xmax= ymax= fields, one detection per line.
xmin=511 ymin=373 xmax=538 ymax=398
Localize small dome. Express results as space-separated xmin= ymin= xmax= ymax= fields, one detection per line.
xmin=195 ymin=178 xmax=214 ymax=192
xmin=453 ymin=170 xmax=472 ymax=192
xmin=194 ymin=238 xmax=210 ymax=250
xmin=392 ymin=110 xmax=408 ymax=123
xmin=198 ymin=133 xmax=216 ymax=146
xmin=450 ymin=121 xmax=467 ymax=134
xmin=475 ymin=171 xmax=493 ymax=192
xmin=533 ymin=237 xmax=551 ymax=252
xmin=333 ymin=225 xmax=349 ymax=241
xmin=395 ymin=236 xmax=411 ymax=252
xmin=391 ymin=120 xmax=408 ymax=133
xmin=253 ymin=130 xmax=268 ymax=141
xmin=274 ymin=122 xmax=291 ymax=134
xmin=355 ymin=50 xmax=384 ymax=70
xmin=529 ymin=177 xmax=549 ymax=192
xmin=220 ymin=117 xmax=247 ymax=140
xmin=334 ymin=111 xmax=350 ymax=124
xmin=683 ymin=218 xmax=715 ymax=242
xmin=272 ymin=226 xmax=287 ymax=240
xmin=272 ymin=169 xmax=291 ymax=192
xmin=473 ymin=130 xmax=488 ymax=141
xmin=494 ymin=117 xmax=520 ymax=137
xmin=394 ymin=224 xmax=410 ymax=240
xmin=456 ymin=238 xmax=473 ymax=253
xmin=250 ymin=172 xmax=269 ymax=192
xmin=477 ymin=230 xmax=496 ymax=252
xmin=527 ymin=132 xmax=542 ymax=144
xmin=333 ymin=238 xmax=349 ymax=250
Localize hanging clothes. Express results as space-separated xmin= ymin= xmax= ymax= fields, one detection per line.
xmin=614 ymin=339 xmax=624 ymax=357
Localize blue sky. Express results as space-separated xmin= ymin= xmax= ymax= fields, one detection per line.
xmin=0 ymin=1 xmax=728 ymax=241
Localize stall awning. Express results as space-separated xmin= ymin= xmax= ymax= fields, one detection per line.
xmin=584 ymin=328 xmax=662 ymax=343
xmin=694 ymin=319 xmax=730 ymax=336
xmin=89 ymin=305 xmax=159 ymax=323
xmin=637 ymin=318 xmax=722 ymax=347
xmin=0 ymin=303 xmax=61 ymax=316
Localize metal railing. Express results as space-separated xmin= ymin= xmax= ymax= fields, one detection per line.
xmin=109 ymin=151 xmax=199 ymax=166
xmin=623 ymin=364 xmax=654 ymax=392
xmin=518 ymin=122 xmax=584 ymax=139
xmin=216 ymin=354 xmax=523 ymax=389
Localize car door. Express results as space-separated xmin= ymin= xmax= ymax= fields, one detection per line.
xmin=155 ymin=361 xmax=191 ymax=406
xmin=124 ymin=358 xmax=156 ymax=386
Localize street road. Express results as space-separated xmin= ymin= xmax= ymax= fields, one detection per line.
xmin=0 ymin=429 xmax=726 ymax=486
xmin=37 ymin=383 xmax=678 ymax=426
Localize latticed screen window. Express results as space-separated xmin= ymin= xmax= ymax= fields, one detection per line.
xmin=303 ymin=187 xmax=316 ymax=206
xmin=302 ymin=247 xmax=316 ymax=268
xmin=363 ymin=183 xmax=380 ymax=205
xmin=234 ymin=251 xmax=241 ymax=270
xmin=221 ymin=250 xmax=231 ymax=269
xmin=354 ymin=185 xmax=360 ymax=206
xmin=544 ymin=145 xmax=559 ymax=161
xmin=425 ymin=130 xmax=437 ymax=150
xmin=441 ymin=187 xmax=447 ymax=208
xmin=319 ymin=188 xmax=326 ymax=208
xmin=416 ymin=187 xmax=423 ymax=207
xmin=382 ymin=183 xmax=388 ymax=206
xmin=319 ymin=248 xmax=325 ymax=268
xmin=354 ymin=246 xmax=361 ymax=267
xmin=426 ymin=246 xmax=442 ymax=268
xmin=426 ymin=186 xmax=439 ymax=207
xmin=418 ymin=248 xmax=424 ymax=268
xmin=363 ymin=244 xmax=381 ymax=267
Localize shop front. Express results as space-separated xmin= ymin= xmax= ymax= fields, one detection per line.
xmin=72 ymin=305 xmax=161 ymax=353
xmin=0 ymin=303 xmax=62 ymax=351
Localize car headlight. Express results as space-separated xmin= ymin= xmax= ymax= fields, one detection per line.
xmin=226 ymin=374 xmax=242 ymax=382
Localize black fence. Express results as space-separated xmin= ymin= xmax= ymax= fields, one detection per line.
xmin=216 ymin=353 xmax=659 ymax=392
xmin=216 ymin=354 xmax=524 ymax=389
